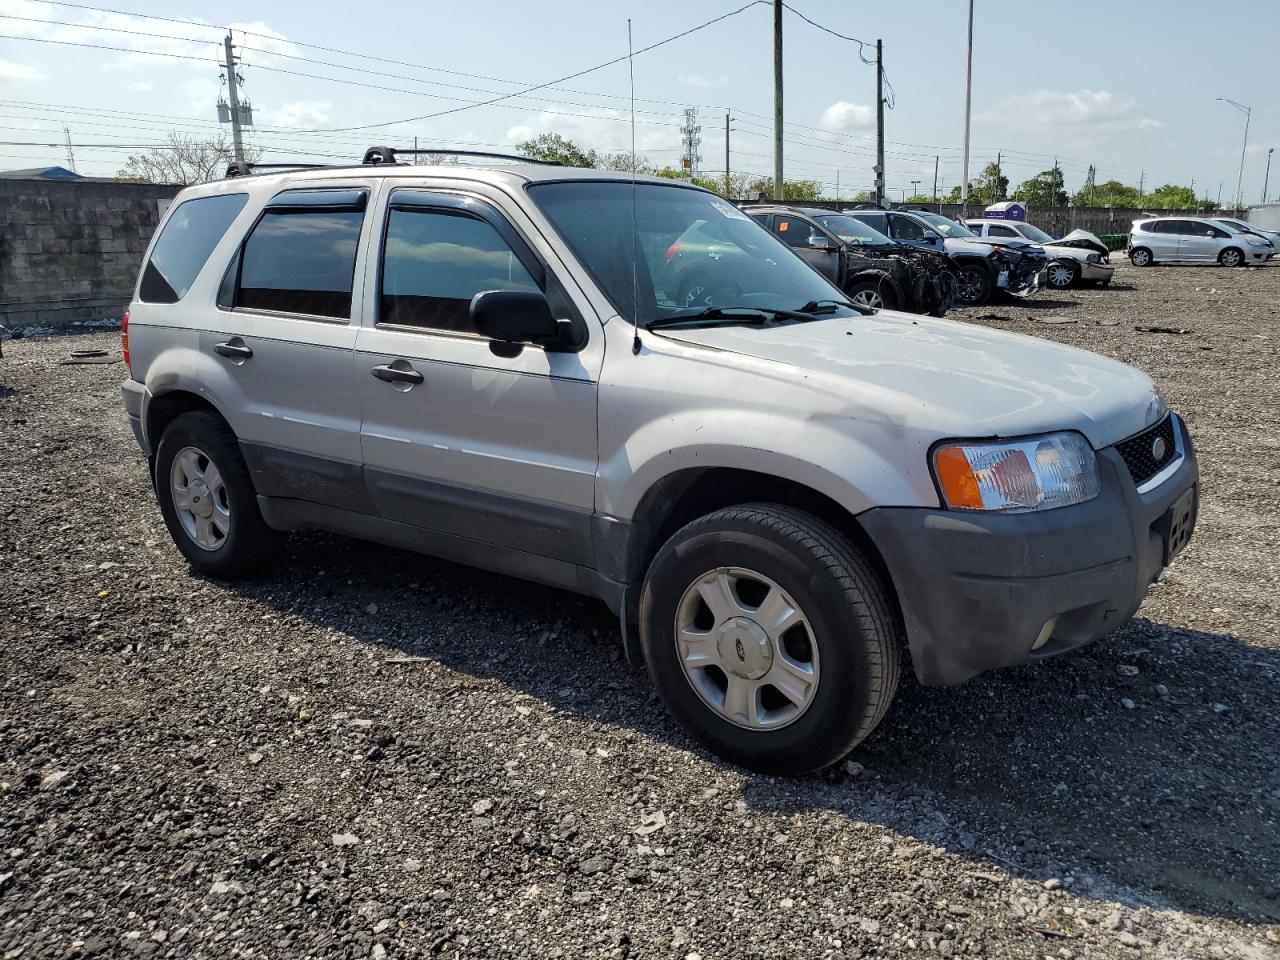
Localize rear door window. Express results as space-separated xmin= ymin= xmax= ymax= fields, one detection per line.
xmin=235 ymin=190 xmax=367 ymax=319
xmin=140 ymin=193 xmax=247 ymax=303
xmin=988 ymin=224 xmax=1018 ymax=237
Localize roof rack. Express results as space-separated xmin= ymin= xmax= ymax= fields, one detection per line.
xmin=361 ymin=146 xmax=561 ymax=167
xmin=225 ymin=161 xmax=335 ymax=179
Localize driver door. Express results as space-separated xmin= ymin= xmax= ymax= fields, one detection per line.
xmin=771 ymin=214 xmax=841 ymax=283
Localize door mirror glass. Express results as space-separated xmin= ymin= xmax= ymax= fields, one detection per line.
xmin=470 ymin=290 xmax=562 ymax=355
xmin=807 ymin=232 xmax=834 ymax=250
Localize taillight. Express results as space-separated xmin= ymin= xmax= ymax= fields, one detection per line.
xmin=665 ymin=241 xmax=683 ymax=261
xmin=121 ymin=309 xmax=131 ymax=373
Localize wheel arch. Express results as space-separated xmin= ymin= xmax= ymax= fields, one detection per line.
xmin=144 ymin=388 xmax=233 ymax=460
xmin=843 ymin=268 xmax=903 ymax=302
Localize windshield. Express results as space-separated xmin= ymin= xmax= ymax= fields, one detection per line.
xmin=1016 ymin=223 xmax=1055 ymax=244
xmin=917 ymin=212 xmax=977 ymax=238
xmin=1214 ymin=220 xmax=1248 ymax=234
xmin=814 ymin=214 xmax=892 ymax=246
xmin=528 ymin=182 xmax=859 ymax=325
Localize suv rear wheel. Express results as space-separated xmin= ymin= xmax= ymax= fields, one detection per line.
xmin=846 ymin=277 xmax=898 ymax=311
xmin=155 ymin=410 xmax=284 ymax=579
xmin=639 ymin=504 xmax=900 ymax=774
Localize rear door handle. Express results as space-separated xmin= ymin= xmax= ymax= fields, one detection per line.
xmin=214 ymin=339 xmax=253 ymax=360
xmin=371 ymin=363 xmax=424 ymax=385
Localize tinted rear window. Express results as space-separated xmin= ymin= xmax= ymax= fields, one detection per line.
xmin=238 ymin=209 xmax=364 ymax=318
xmin=139 ymin=194 xmax=247 ymax=303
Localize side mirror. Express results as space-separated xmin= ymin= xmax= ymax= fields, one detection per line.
xmin=471 ymin=290 xmax=564 ymax=357
xmin=807 ymin=233 xmax=835 ymax=250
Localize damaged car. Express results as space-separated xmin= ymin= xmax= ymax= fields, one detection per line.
xmin=743 ymin=206 xmax=958 ymax=316
xmin=847 ymin=207 xmax=1044 ymax=305
xmin=966 ymin=220 xmax=1114 ymax=289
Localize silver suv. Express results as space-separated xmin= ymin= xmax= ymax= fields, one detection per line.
xmin=121 ymin=150 xmax=1199 ymax=774
xmin=1127 ymin=216 xmax=1272 ymax=267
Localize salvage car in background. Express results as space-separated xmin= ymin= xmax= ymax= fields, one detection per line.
xmin=1127 ymin=217 xmax=1273 ymax=267
xmin=965 ymin=219 xmax=1114 ymax=289
xmin=745 ymin=206 xmax=958 ymax=315
xmin=848 ymin=207 xmax=1044 ymax=305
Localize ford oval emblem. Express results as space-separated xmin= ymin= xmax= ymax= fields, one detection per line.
xmin=735 ymin=638 xmax=746 ymax=662
xmin=1151 ymin=436 xmax=1167 ymax=461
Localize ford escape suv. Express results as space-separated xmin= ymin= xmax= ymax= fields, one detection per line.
xmin=121 ymin=149 xmax=1199 ymax=775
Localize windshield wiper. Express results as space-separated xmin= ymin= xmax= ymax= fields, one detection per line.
xmin=645 ymin=305 xmax=819 ymax=330
xmin=799 ymin=298 xmax=874 ymax=316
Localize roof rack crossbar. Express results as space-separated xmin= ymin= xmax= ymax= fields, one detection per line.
xmin=361 ymin=146 xmax=561 ymax=167
xmin=225 ymin=161 xmax=335 ymax=179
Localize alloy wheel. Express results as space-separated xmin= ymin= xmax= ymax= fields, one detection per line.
xmin=674 ymin=567 xmax=820 ymax=730
xmin=170 ymin=445 xmax=231 ymax=550
xmin=1047 ymin=263 xmax=1075 ymax=288
xmin=849 ymin=288 xmax=884 ymax=310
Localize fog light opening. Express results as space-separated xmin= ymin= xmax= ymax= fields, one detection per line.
xmin=1032 ymin=617 xmax=1058 ymax=651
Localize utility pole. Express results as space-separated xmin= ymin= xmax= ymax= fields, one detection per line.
xmin=960 ymin=0 xmax=974 ymax=213
xmin=835 ymin=170 xmax=840 ymax=203
xmin=1263 ymin=148 xmax=1274 ymax=203
xmin=1216 ymin=182 xmax=1222 ymax=209
xmin=62 ymin=125 xmax=76 ymax=173
xmin=1216 ymin=98 xmax=1250 ymax=211
xmin=932 ymin=155 xmax=939 ymax=201
xmin=995 ymin=151 xmax=1002 ymax=199
xmin=874 ymin=39 xmax=885 ymax=207
xmin=222 ymin=33 xmax=245 ymax=163
xmin=1138 ymin=170 xmax=1145 ymax=205
xmin=725 ymin=112 xmax=731 ymax=198
xmin=773 ymin=0 xmax=783 ymax=201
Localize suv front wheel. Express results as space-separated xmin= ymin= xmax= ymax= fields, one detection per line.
xmin=640 ymin=504 xmax=900 ymax=774
xmin=155 ymin=410 xmax=284 ymax=579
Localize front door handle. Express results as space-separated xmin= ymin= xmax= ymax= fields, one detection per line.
xmin=371 ymin=363 xmax=424 ymax=385
xmin=214 ymin=339 xmax=253 ymax=360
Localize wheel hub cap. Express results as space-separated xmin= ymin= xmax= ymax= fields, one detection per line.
xmin=716 ymin=617 xmax=773 ymax=680
xmin=674 ymin=567 xmax=820 ymax=731
xmin=188 ymin=479 xmax=214 ymax=519
xmin=170 ymin=445 xmax=230 ymax=551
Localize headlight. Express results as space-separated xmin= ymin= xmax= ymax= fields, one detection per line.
xmin=1086 ymin=253 xmax=1101 ymax=263
xmin=1247 ymin=238 xmax=1267 ymax=247
xmin=1146 ymin=385 xmax=1168 ymax=426
xmin=932 ymin=432 xmax=1100 ymax=513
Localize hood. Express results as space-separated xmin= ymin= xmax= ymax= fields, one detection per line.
xmin=657 ymin=312 xmax=1158 ymax=449
xmin=1047 ymin=229 xmax=1109 ymax=257
xmin=942 ymin=237 xmax=1000 ymax=259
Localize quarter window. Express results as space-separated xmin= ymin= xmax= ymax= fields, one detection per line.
xmin=236 ymin=202 xmax=365 ymax=319
xmin=380 ymin=208 xmax=539 ymax=333
xmin=140 ymin=194 xmax=247 ymax=303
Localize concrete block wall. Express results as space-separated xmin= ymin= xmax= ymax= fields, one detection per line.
xmin=0 ymin=179 xmax=182 ymax=333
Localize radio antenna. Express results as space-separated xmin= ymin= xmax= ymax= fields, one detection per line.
xmin=628 ymin=19 xmax=642 ymax=355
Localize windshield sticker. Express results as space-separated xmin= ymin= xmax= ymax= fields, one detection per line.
xmin=710 ymin=198 xmax=751 ymax=221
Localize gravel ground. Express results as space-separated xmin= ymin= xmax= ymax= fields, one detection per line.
xmin=2 ymin=261 xmax=1279 ymax=960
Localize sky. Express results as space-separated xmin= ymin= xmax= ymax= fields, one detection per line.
xmin=1 ymin=0 xmax=1278 ymax=205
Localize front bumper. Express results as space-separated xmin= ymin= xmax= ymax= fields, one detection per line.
xmin=1246 ymin=247 xmax=1271 ymax=263
xmin=858 ymin=415 xmax=1198 ymax=686
xmin=1080 ymin=260 xmax=1115 ymax=282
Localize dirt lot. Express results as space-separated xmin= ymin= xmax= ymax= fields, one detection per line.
xmin=2 ymin=261 xmax=1278 ymax=960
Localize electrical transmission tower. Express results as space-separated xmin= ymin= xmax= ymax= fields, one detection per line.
xmin=680 ymin=108 xmax=702 ymax=179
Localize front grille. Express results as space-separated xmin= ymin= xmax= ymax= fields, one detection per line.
xmin=1115 ymin=415 xmax=1178 ymax=487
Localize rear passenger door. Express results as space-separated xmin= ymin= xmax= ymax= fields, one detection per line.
xmin=1145 ymin=221 xmax=1180 ymax=260
xmin=212 ymin=184 xmax=376 ymax=511
xmin=353 ymin=187 xmax=601 ymax=565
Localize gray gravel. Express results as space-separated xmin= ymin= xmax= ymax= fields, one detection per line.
xmin=2 ymin=261 xmax=1279 ymax=959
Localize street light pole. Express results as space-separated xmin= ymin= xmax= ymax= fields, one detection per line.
xmin=960 ymin=0 xmax=974 ymax=214
xmin=1263 ymin=147 xmax=1274 ymax=204
xmin=1216 ymin=97 xmax=1250 ymax=211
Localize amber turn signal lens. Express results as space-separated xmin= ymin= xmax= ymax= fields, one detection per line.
xmin=933 ymin=445 xmax=983 ymax=509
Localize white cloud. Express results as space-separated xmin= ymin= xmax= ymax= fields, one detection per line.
xmin=819 ymin=101 xmax=874 ymax=131
xmin=1138 ymin=117 xmax=1166 ymax=130
xmin=978 ymin=88 xmax=1151 ymax=132
xmin=260 ymin=101 xmax=331 ymax=129
xmin=0 ymin=59 xmax=42 ymax=81
xmin=677 ymin=73 xmax=728 ymax=89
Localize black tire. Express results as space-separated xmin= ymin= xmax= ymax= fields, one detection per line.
xmin=154 ymin=410 xmax=284 ymax=579
xmin=1045 ymin=259 xmax=1080 ymax=290
xmin=1129 ymin=247 xmax=1153 ymax=267
xmin=845 ymin=276 xmax=898 ymax=311
xmin=639 ymin=503 xmax=901 ymax=775
xmin=954 ymin=262 xmax=994 ymax=305
xmin=1218 ymin=247 xmax=1244 ymax=268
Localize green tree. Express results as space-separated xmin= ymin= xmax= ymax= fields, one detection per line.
xmin=942 ymin=162 xmax=1008 ymax=206
xmin=903 ymin=194 xmax=936 ymax=205
xmin=1014 ymin=168 xmax=1068 ymax=208
xmin=1074 ymin=179 xmax=1142 ymax=207
xmin=516 ymin=133 xmax=598 ymax=167
xmin=1145 ymin=184 xmax=1198 ymax=209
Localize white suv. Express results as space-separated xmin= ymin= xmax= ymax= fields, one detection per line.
xmin=120 ymin=150 xmax=1199 ymax=774
xmin=1127 ymin=216 xmax=1271 ymax=267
